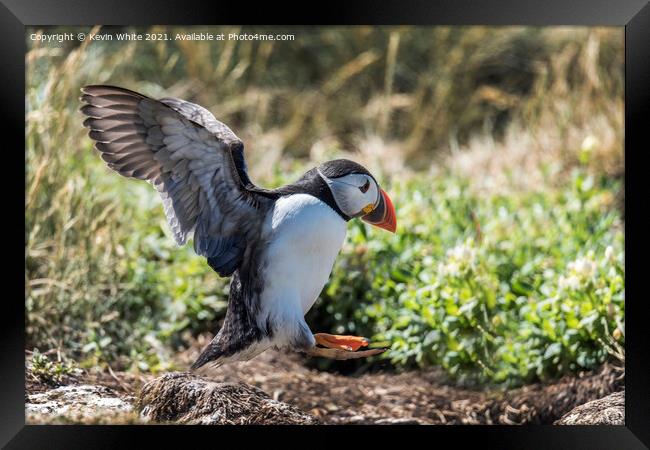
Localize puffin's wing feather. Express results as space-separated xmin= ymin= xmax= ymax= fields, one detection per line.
xmin=80 ymin=85 xmax=271 ymax=276
xmin=157 ymin=97 xmax=238 ymax=141
xmin=158 ymin=97 xmax=256 ymax=189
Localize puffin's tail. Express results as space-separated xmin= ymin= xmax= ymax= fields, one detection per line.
xmin=192 ymin=271 xmax=271 ymax=374
xmin=190 ymin=343 xmax=225 ymax=372
xmin=190 ymin=335 xmax=271 ymax=375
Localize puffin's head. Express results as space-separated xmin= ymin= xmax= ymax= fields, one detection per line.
xmin=317 ymin=159 xmax=396 ymax=233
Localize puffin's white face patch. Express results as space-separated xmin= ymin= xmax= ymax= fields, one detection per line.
xmin=318 ymin=170 xmax=380 ymax=218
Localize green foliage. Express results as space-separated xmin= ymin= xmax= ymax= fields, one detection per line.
xmin=26 ymin=175 xmax=230 ymax=372
xmin=310 ymin=170 xmax=624 ymax=386
xmin=30 ymin=349 xmax=79 ymax=385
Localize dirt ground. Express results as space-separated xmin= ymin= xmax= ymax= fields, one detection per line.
xmin=26 ymin=337 xmax=625 ymax=425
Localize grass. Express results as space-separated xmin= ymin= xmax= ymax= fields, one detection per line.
xmin=25 ymin=26 xmax=624 ymax=385
xmin=28 ymin=349 xmax=80 ymax=386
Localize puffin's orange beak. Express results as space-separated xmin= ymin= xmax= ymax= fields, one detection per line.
xmin=361 ymin=189 xmax=396 ymax=233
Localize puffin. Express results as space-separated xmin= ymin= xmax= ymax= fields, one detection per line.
xmin=79 ymin=85 xmax=396 ymax=373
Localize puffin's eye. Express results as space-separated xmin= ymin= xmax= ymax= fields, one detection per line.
xmin=359 ymin=180 xmax=370 ymax=193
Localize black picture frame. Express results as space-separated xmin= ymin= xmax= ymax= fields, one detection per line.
xmin=6 ymin=0 xmax=648 ymax=448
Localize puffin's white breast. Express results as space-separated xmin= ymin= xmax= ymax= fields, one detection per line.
xmin=260 ymin=194 xmax=347 ymax=324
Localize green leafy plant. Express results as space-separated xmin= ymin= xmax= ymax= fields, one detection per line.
xmin=311 ymin=170 xmax=624 ymax=386
xmin=30 ymin=349 xmax=79 ymax=385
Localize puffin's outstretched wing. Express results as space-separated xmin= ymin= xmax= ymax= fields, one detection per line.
xmin=80 ymin=85 xmax=274 ymax=276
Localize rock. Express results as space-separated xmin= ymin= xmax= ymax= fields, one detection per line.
xmin=486 ymin=363 xmax=622 ymax=425
xmin=554 ymin=391 xmax=624 ymax=425
xmin=26 ymin=384 xmax=135 ymax=424
xmin=137 ymin=372 xmax=319 ymax=425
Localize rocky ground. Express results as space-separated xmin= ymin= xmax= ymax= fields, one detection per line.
xmin=554 ymin=391 xmax=625 ymax=425
xmin=25 ymin=341 xmax=625 ymax=425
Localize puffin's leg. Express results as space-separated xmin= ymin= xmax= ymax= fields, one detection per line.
xmin=305 ymin=346 xmax=387 ymax=360
xmin=314 ymin=333 xmax=370 ymax=352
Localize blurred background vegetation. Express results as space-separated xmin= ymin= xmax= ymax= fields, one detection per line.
xmin=25 ymin=26 xmax=624 ymax=387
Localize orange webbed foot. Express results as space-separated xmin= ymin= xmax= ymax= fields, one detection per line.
xmin=314 ymin=333 xmax=370 ymax=352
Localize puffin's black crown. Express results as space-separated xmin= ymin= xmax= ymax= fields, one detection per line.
xmin=318 ymin=159 xmax=373 ymax=180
